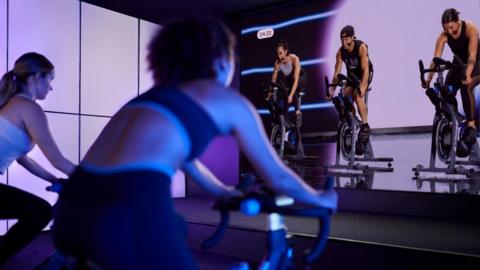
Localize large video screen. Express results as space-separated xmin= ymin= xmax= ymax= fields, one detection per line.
xmin=240 ymin=0 xmax=480 ymax=132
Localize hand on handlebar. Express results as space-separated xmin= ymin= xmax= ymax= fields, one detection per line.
xmin=325 ymin=87 xmax=335 ymax=101
xmin=46 ymin=178 xmax=67 ymax=193
xmin=421 ymin=78 xmax=431 ymax=89
xmin=287 ymin=96 xmax=293 ymax=104
xmin=317 ymin=190 xmax=338 ymax=213
xmin=462 ymin=76 xmax=473 ymax=85
xmin=223 ymin=186 xmax=243 ymax=199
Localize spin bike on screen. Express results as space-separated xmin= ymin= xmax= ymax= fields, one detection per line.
xmin=263 ymin=81 xmax=305 ymax=160
xmin=323 ymin=73 xmax=393 ymax=172
xmin=413 ymin=56 xmax=480 ymax=178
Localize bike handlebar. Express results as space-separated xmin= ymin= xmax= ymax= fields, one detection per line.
xmin=263 ymin=81 xmax=289 ymax=93
xmin=45 ymin=178 xmax=68 ymax=193
xmin=419 ymin=55 xmax=466 ymax=86
xmin=202 ymin=174 xmax=334 ymax=266
xmin=324 ymin=73 xmax=360 ymax=98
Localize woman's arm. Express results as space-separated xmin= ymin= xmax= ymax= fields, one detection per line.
xmin=22 ymin=100 xmax=76 ymax=176
xmin=425 ymin=32 xmax=447 ymax=87
xmin=272 ymin=60 xmax=280 ymax=83
xmin=182 ymin=159 xmax=240 ymax=199
xmin=17 ymin=155 xmax=58 ymax=183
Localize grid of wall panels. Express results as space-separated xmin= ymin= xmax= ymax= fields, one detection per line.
xmin=81 ymin=2 xmax=138 ymax=116
xmin=8 ymin=0 xmax=80 ymax=114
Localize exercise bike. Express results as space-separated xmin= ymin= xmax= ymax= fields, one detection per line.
xmin=202 ymin=174 xmax=334 ymax=270
xmin=413 ymin=56 xmax=480 ymax=178
xmin=263 ymin=81 xmax=305 ymax=160
xmin=323 ymin=74 xmax=393 ymax=172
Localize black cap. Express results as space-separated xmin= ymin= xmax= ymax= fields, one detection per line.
xmin=340 ymin=25 xmax=355 ymax=38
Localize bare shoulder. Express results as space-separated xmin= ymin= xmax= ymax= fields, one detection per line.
xmin=437 ymin=31 xmax=448 ymax=42
xmin=7 ymin=96 xmax=44 ymax=117
xmin=465 ymin=21 xmax=479 ymax=36
xmin=208 ymin=87 xmax=255 ymax=131
xmin=336 ymin=48 xmax=342 ymax=58
xmin=182 ymin=81 xmax=251 ymax=133
xmin=359 ymin=43 xmax=368 ymax=54
xmin=359 ymin=43 xmax=368 ymax=51
xmin=289 ymin=54 xmax=300 ymax=62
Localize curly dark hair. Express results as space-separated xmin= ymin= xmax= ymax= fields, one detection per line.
xmin=147 ymin=16 xmax=236 ymax=87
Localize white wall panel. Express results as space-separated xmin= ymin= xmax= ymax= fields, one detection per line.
xmin=8 ymin=0 xmax=79 ymax=114
xmin=139 ymin=20 xmax=160 ymax=93
xmin=80 ymin=115 xmax=109 ymax=159
xmin=81 ymin=3 xmax=138 ymax=116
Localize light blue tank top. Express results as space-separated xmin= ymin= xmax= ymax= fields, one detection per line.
xmin=279 ymin=60 xmax=293 ymax=76
xmin=0 ymin=117 xmax=33 ymax=174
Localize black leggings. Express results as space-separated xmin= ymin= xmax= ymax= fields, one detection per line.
xmin=444 ymin=67 xmax=480 ymax=122
xmin=53 ymin=168 xmax=196 ymax=270
xmin=0 ymin=183 xmax=52 ymax=265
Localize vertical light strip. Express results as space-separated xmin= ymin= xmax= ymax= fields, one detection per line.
xmin=5 ymin=0 xmax=8 ymax=185
xmin=137 ymin=19 xmax=140 ymax=96
xmin=78 ymin=1 xmax=82 ymax=163
xmin=5 ymin=0 xmax=9 ymax=230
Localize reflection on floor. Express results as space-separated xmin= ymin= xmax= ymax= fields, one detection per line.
xmin=242 ymin=133 xmax=480 ymax=195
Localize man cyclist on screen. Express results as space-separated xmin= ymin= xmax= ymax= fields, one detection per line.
xmin=326 ymin=25 xmax=373 ymax=150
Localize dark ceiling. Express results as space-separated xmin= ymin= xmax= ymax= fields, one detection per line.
xmin=80 ymin=0 xmax=300 ymax=25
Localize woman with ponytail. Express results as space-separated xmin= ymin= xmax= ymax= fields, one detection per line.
xmin=0 ymin=52 xmax=75 ymax=266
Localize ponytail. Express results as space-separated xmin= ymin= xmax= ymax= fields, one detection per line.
xmin=0 ymin=71 xmax=19 ymax=108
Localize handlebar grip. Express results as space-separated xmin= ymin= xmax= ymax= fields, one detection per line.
xmin=237 ymin=174 xmax=256 ymax=193
xmin=45 ymin=178 xmax=68 ymax=193
xmin=201 ymin=211 xmax=230 ymax=250
xmin=419 ymin=60 xmax=427 ymax=86
xmin=324 ymin=76 xmax=330 ymax=96
xmin=324 ymin=176 xmax=335 ymax=191
xmin=303 ymin=211 xmax=331 ymax=265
